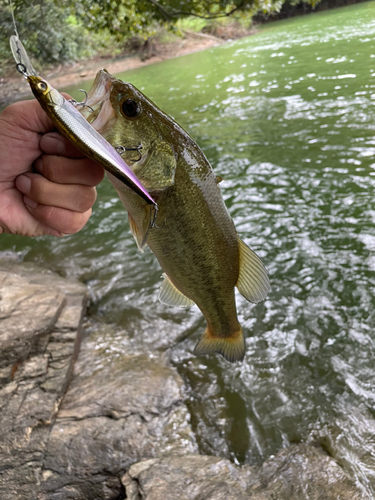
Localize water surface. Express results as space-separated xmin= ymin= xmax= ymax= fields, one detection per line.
xmin=2 ymin=2 xmax=375 ymax=495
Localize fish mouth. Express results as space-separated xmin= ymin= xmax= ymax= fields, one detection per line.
xmin=79 ymin=69 xmax=116 ymax=133
xmin=80 ymin=69 xmax=146 ymax=164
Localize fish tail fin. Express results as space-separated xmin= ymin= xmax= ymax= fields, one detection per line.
xmin=193 ymin=325 xmax=245 ymax=363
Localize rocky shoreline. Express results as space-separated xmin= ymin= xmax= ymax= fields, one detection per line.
xmin=0 ymin=258 xmax=363 ymax=499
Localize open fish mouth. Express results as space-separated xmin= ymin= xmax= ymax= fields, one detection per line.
xmin=79 ymin=69 xmax=116 ymax=133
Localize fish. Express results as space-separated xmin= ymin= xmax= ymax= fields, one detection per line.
xmin=83 ymin=69 xmax=270 ymax=363
xmin=9 ymin=35 xmax=156 ymax=208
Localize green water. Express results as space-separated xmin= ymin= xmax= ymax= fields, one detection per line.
xmin=2 ymin=2 xmax=375 ymax=494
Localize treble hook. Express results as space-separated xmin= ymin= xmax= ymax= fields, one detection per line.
xmin=115 ymin=144 xmax=143 ymax=162
xmin=68 ymin=89 xmax=94 ymax=113
xmin=151 ymin=204 xmax=166 ymax=229
xmin=141 ymin=203 xmax=166 ymax=247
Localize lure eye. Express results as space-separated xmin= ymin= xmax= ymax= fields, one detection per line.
xmin=38 ymin=81 xmax=48 ymax=92
xmin=121 ymin=98 xmax=140 ymax=118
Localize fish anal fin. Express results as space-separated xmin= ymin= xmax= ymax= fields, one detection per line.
xmin=128 ymin=214 xmax=146 ymax=252
xmin=194 ymin=325 xmax=245 ymax=363
xmin=236 ymin=237 xmax=270 ymax=303
xmin=159 ymin=274 xmax=195 ymax=308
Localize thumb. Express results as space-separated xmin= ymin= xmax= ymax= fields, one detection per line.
xmin=1 ymin=92 xmax=73 ymax=136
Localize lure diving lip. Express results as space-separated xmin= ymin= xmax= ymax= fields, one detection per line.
xmin=9 ymin=35 xmax=157 ymax=208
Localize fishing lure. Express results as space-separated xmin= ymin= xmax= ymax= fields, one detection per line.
xmin=9 ymin=35 xmax=157 ymax=209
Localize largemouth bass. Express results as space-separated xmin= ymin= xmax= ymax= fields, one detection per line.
xmin=84 ymin=69 xmax=270 ymax=363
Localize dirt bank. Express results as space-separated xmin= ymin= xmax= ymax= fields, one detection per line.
xmin=0 ymin=28 xmax=254 ymax=108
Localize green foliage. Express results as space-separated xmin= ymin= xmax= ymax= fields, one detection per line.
xmin=70 ymin=0 xmax=285 ymax=38
xmin=0 ymin=0 xmax=93 ymax=66
xmin=0 ymin=0 xmax=322 ymax=67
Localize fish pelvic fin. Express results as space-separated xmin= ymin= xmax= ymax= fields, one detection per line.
xmin=193 ymin=325 xmax=245 ymax=363
xmin=159 ymin=274 xmax=195 ymax=308
xmin=236 ymin=237 xmax=270 ymax=303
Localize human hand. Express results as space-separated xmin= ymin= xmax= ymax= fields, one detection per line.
xmin=0 ymin=97 xmax=104 ymax=237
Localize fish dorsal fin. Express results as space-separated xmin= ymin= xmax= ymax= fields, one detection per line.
xmin=159 ymin=274 xmax=195 ymax=308
xmin=236 ymin=237 xmax=270 ymax=303
xmin=128 ymin=214 xmax=146 ymax=253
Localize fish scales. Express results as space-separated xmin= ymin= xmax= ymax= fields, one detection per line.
xmin=149 ymin=147 xmax=241 ymax=338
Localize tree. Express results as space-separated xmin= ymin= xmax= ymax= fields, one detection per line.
xmin=0 ymin=0 xmax=92 ymax=65
xmin=1 ymin=0 xmax=321 ymax=65
xmin=71 ymin=0 xmax=286 ymax=39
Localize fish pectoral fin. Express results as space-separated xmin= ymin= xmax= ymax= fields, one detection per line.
xmin=159 ymin=274 xmax=195 ymax=308
xmin=133 ymin=141 xmax=176 ymax=192
xmin=128 ymin=214 xmax=147 ymax=252
xmin=194 ymin=325 xmax=245 ymax=363
xmin=216 ymin=175 xmax=224 ymax=184
xmin=236 ymin=237 xmax=270 ymax=303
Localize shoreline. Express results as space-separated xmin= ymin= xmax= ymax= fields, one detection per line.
xmin=0 ymin=29 xmax=254 ymax=108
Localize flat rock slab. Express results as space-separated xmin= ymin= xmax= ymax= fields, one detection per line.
xmin=123 ymin=444 xmax=362 ymax=500
xmin=123 ymin=455 xmax=255 ymax=500
xmin=40 ymin=326 xmax=198 ymax=500
xmin=0 ymin=270 xmax=66 ymax=366
xmin=0 ymin=261 xmax=87 ymax=500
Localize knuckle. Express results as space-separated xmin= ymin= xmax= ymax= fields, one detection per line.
xmin=42 ymin=206 xmax=90 ymax=234
xmin=30 ymin=176 xmax=48 ymax=201
xmin=41 ymin=156 xmax=58 ymax=181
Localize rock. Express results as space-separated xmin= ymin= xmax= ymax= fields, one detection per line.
xmin=0 ymin=261 xmax=87 ymax=500
xmin=0 ymin=260 xmax=364 ymax=500
xmin=123 ymin=455 xmax=256 ymax=500
xmin=123 ymin=444 xmax=362 ymax=500
xmin=40 ymin=326 xmax=198 ymax=499
xmin=251 ymin=443 xmax=362 ymax=499
xmin=0 ymin=270 xmax=66 ymax=367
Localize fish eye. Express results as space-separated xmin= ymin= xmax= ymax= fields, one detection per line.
xmin=38 ymin=81 xmax=48 ymax=91
xmin=121 ymin=98 xmax=140 ymax=118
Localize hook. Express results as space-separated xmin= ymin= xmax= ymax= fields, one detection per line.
xmin=68 ymin=89 xmax=94 ymax=113
xmin=141 ymin=203 xmax=165 ymax=247
xmin=150 ymin=204 xmax=166 ymax=229
xmin=115 ymin=144 xmax=143 ymax=162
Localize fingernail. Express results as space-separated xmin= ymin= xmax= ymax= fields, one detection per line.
xmin=34 ymin=157 xmax=43 ymax=174
xmin=24 ymin=196 xmax=38 ymax=209
xmin=42 ymin=135 xmax=65 ymax=154
xmin=16 ymin=175 xmax=31 ymax=194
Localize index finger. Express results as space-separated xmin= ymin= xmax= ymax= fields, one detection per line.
xmin=40 ymin=132 xmax=89 ymax=159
